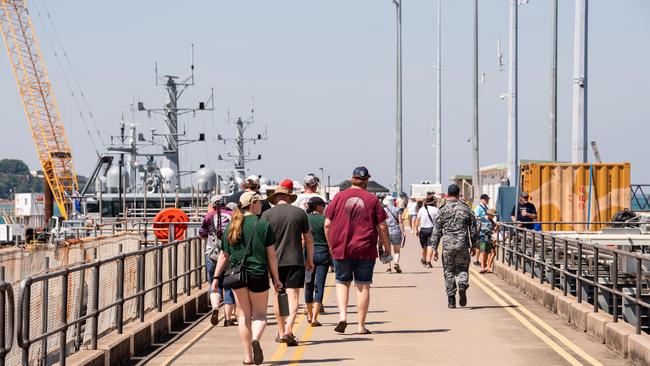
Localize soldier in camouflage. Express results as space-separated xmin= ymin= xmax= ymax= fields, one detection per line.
xmin=431 ymin=184 xmax=479 ymax=308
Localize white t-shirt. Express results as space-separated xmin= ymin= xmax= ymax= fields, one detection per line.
xmin=293 ymin=193 xmax=325 ymax=211
xmin=417 ymin=206 xmax=439 ymax=229
xmin=407 ymin=201 xmax=418 ymax=215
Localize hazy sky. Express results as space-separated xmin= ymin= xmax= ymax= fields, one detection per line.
xmin=0 ymin=1 xmax=648 ymax=191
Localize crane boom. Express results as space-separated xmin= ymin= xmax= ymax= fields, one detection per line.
xmin=0 ymin=0 xmax=78 ymax=219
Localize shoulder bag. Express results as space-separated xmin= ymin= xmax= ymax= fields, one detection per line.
xmin=222 ymin=219 xmax=259 ymax=289
xmin=208 ymin=206 xmax=223 ymax=263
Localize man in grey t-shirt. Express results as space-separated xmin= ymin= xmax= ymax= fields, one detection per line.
xmin=263 ymin=184 xmax=314 ymax=346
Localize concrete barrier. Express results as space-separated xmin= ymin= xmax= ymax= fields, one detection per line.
xmin=628 ymin=333 xmax=650 ymax=365
xmin=97 ymin=333 xmax=131 ymax=366
xmin=543 ymin=288 xmax=563 ymax=313
xmin=569 ymin=302 xmax=592 ymax=332
xmin=168 ymin=302 xmax=185 ymax=331
xmin=145 ymin=310 xmax=170 ymax=343
xmin=197 ymin=288 xmax=210 ymax=313
xmin=605 ymin=322 xmax=636 ymax=358
xmin=586 ymin=312 xmax=613 ymax=344
xmin=556 ymin=295 xmax=574 ymax=322
xmin=66 ymin=350 xmax=105 ymax=366
xmin=183 ymin=296 xmax=198 ymax=321
xmin=123 ymin=321 xmax=152 ymax=356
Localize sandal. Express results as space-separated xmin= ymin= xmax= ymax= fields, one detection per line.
xmin=394 ymin=264 xmax=402 ymax=273
xmin=355 ymin=328 xmax=372 ymax=335
xmin=252 ymin=339 xmax=264 ymax=365
xmin=242 ymin=362 xmax=254 ymax=365
xmin=334 ymin=320 xmax=347 ymax=333
xmin=210 ymin=308 xmax=219 ymax=326
xmin=311 ymin=321 xmax=322 ymax=327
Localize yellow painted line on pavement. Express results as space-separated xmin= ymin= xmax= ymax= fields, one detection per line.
xmin=471 ymin=269 xmax=604 ymax=366
xmin=471 ymin=273 xmax=585 ymax=366
xmin=287 ymin=285 xmax=333 ymax=365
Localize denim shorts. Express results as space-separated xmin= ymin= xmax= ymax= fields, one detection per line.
xmin=333 ymin=258 xmax=376 ymax=285
xmin=205 ymin=255 xmax=235 ymax=305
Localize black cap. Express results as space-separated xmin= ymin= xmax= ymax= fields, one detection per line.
xmin=447 ymin=184 xmax=460 ymax=196
xmin=352 ymin=166 xmax=371 ymax=179
xmin=308 ymin=196 xmax=326 ymax=206
xmin=480 ymin=194 xmax=490 ymax=200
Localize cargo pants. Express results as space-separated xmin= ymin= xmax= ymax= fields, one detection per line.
xmin=442 ymin=246 xmax=471 ymax=297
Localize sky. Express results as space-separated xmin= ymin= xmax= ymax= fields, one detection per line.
xmin=0 ymin=0 xmax=648 ymax=192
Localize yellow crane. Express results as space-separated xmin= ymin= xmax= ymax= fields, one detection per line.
xmin=0 ymin=0 xmax=78 ymax=220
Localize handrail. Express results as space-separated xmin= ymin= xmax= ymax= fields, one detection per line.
xmin=13 ymin=223 xmax=207 ymax=366
xmin=497 ymin=223 xmax=650 ymax=335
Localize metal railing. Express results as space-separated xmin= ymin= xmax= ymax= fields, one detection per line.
xmin=632 ymin=185 xmax=650 ymax=211
xmin=15 ymin=223 xmax=207 ymax=366
xmin=497 ymin=222 xmax=650 ymax=335
xmin=0 ymin=269 xmax=15 ymax=366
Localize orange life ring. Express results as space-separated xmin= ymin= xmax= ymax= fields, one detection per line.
xmin=153 ymin=208 xmax=189 ymax=241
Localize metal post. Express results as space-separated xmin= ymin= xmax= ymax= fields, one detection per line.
xmin=593 ymin=247 xmax=598 ymax=313
xmin=563 ymin=240 xmax=568 ymax=296
xmin=40 ymin=260 xmax=49 ymax=364
xmin=90 ymin=249 xmax=99 ymax=350
xmin=531 ymin=232 xmax=536 ymax=279
xmin=636 ymin=257 xmax=642 ymax=335
xmin=471 ymin=0 xmax=479 ymax=203
xmin=173 ymin=243 xmax=179 ymax=303
xmin=116 ymin=256 xmax=125 ymax=333
xmin=613 ymin=252 xmax=618 ymax=322
xmin=522 ymin=231 xmax=527 ymax=275
xmin=550 ymin=236 xmax=556 ymax=290
xmin=549 ymin=0 xmax=558 ymax=161
xmin=507 ymin=0 xmax=518 ymax=187
xmin=571 ymin=0 xmax=588 ymax=163
xmin=185 ymin=240 xmax=191 ymax=296
xmin=139 ymin=254 xmax=145 ymax=322
xmin=577 ymin=242 xmax=583 ymax=303
xmin=157 ymin=247 xmax=163 ymax=312
xmin=435 ymin=0 xmax=442 ymax=185
xmin=392 ymin=0 xmax=403 ymax=195
xmin=168 ymin=245 xmax=174 ymax=302
xmin=59 ymin=271 xmax=69 ymax=366
xmin=540 ymin=234 xmax=545 ymax=284
xmin=73 ymin=252 xmax=85 ymax=351
xmin=0 ymin=267 xmax=4 ymax=366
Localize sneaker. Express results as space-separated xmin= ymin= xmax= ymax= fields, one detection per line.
xmin=420 ymin=258 xmax=427 ymax=266
xmin=275 ymin=335 xmax=284 ymax=343
xmin=282 ymin=333 xmax=299 ymax=347
xmin=210 ymin=308 xmax=219 ymax=326
xmin=394 ymin=264 xmax=402 ymax=273
xmin=426 ymin=262 xmax=433 ymax=269
xmin=459 ymin=286 xmax=468 ymax=307
xmin=448 ymin=296 xmax=456 ymax=309
xmin=386 ymin=267 xmax=392 ymax=273
xmin=473 ymin=261 xmax=481 ymax=267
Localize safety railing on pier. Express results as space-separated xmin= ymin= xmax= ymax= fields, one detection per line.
xmin=497 ymin=222 xmax=650 ymax=336
xmin=9 ymin=223 xmax=207 ymax=366
xmin=631 ymin=184 xmax=650 ymax=211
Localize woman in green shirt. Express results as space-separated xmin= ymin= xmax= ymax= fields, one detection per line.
xmin=304 ymin=196 xmax=331 ymax=327
xmin=213 ymin=191 xmax=281 ymax=365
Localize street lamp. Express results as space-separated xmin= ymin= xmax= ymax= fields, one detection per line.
xmin=392 ymin=0 xmax=403 ymax=195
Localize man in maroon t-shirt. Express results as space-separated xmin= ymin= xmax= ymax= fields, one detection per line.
xmin=324 ymin=166 xmax=391 ymax=335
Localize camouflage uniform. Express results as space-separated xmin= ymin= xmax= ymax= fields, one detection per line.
xmin=431 ymin=199 xmax=479 ymax=296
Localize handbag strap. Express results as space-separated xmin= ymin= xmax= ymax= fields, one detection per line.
xmin=383 ymin=204 xmax=399 ymax=222
xmin=239 ymin=217 xmax=260 ymax=265
xmin=425 ymin=206 xmax=435 ymax=226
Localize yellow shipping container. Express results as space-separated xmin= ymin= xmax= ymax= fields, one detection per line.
xmin=520 ymin=163 xmax=631 ymax=231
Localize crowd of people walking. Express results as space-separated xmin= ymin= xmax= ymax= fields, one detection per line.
xmin=199 ymin=167 xmax=535 ymax=364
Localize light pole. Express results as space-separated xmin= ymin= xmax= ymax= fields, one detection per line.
xmin=392 ymin=0 xmax=403 ymax=195
xmin=435 ymin=0 xmax=442 ymax=186
xmin=507 ymin=0 xmax=518 ymax=188
xmin=471 ymin=0 xmax=480 ymax=203
xmin=571 ymin=0 xmax=588 ymax=163
xmin=549 ymin=0 xmax=558 ymax=161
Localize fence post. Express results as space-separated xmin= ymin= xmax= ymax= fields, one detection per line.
xmin=185 ymin=240 xmax=191 ymax=297
xmin=73 ymin=251 xmax=85 ymax=351
xmin=577 ymin=242 xmax=583 ymax=303
xmin=116 ymin=255 xmax=125 ymax=333
xmin=157 ymin=246 xmax=163 ymax=312
xmin=522 ymin=231 xmax=527 ymax=274
xmin=168 ymin=245 xmax=173 ymax=302
xmin=593 ymin=247 xmax=599 ymax=313
xmin=90 ymin=249 xmax=99 ymax=350
xmin=40 ymin=259 xmax=49 ymax=364
xmin=173 ymin=241 xmax=179 ymax=304
xmin=0 ymin=267 xmax=5 ymax=366
xmin=550 ymin=236 xmax=556 ymax=290
xmin=530 ymin=232 xmax=536 ymax=279
xmin=59 ymin=270 xmax=69 ymax=366
xmin=613 ymin=252 xmax=618 ymax=322
xmin=540 ymin=233 xmax=545 ymax=284
xmin=636 ymin=257 xmax=642 ymax=335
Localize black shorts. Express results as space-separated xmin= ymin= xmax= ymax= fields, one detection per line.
xmin=418 ymin=227 xmax=434 ymax=249
xmin=244 ymin=273 xmax=270 ymax=293
xmin=278 ymin=265 xmax=306 ymax=289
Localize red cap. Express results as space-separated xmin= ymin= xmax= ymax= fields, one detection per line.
xmin=280 ymin=179 xmax=294 ymax=191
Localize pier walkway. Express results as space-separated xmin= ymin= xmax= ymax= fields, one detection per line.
xmin=143 ymin=233 xmax=629 ymax=366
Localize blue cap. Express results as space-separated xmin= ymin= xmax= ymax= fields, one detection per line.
xmin=352 ymin=166 xmax=371 ymax=179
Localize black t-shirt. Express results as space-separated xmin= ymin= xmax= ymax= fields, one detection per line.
xmin=227 ymin=191 xmax=272 ymax=213
xmin=511 ymin=202 xmax=537 ymax=229
xmin=262 ymin=204 xmax=310 ymax=267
